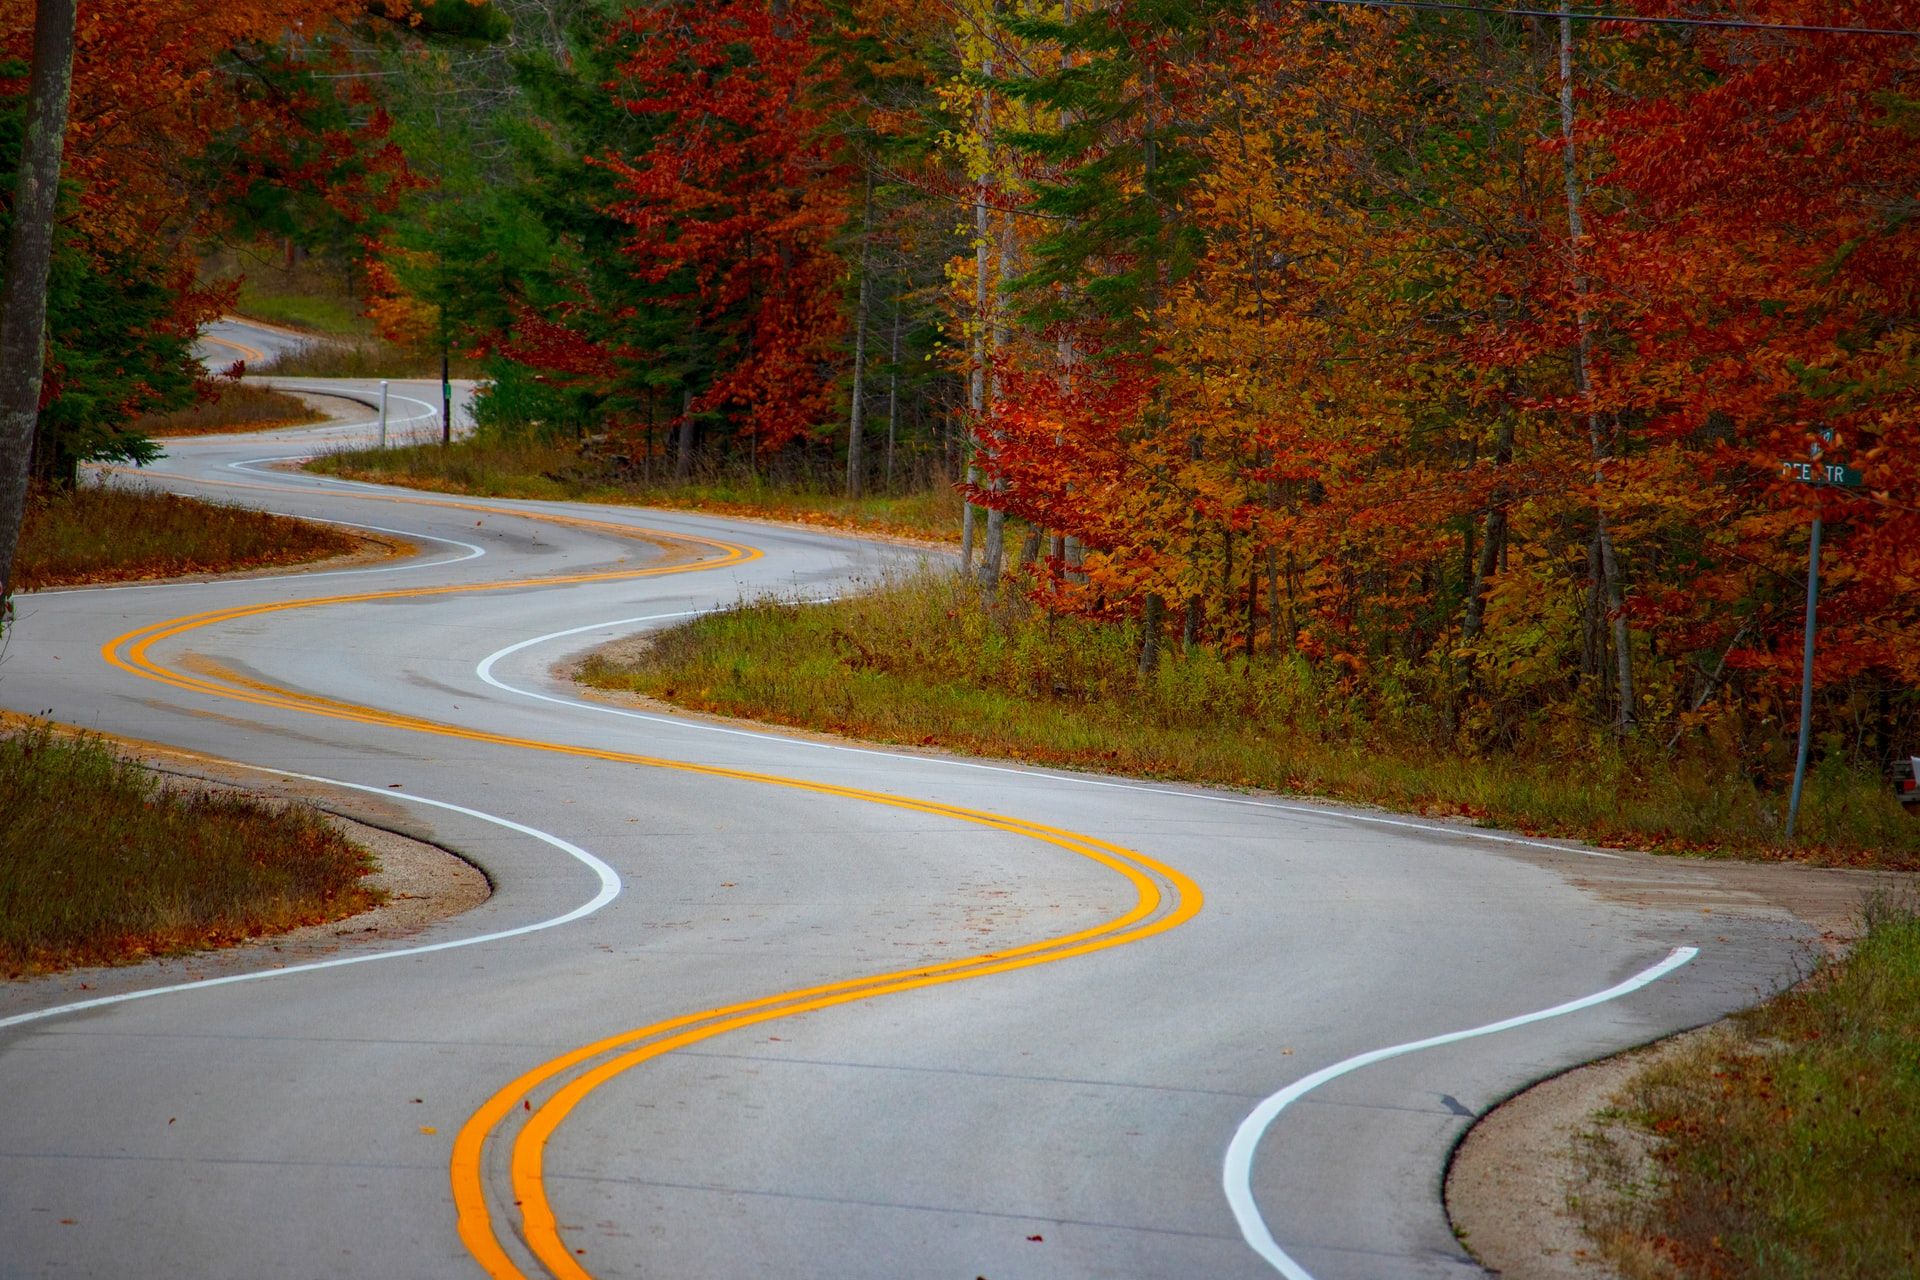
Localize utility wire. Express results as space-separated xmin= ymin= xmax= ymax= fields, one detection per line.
xmin=1304 ymin=0 xmax=1920 ymax=37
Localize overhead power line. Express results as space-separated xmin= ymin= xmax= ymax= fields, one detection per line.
xmin=1304 ymin=0 xmax=1920 ymax=37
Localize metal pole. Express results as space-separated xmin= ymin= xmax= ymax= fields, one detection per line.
xmin=440 ymin=344 xmax=451 ymax=447
xmin=1785 ymin=506 xmax=1823 ymax=841
xmin=378 ymin=379 xmax=389 ymax=450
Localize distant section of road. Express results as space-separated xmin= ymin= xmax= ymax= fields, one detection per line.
xmin=0 ymin=390 xmax=1874 ymax=1280
xmin=195 ymin=315 xmax=317 ymax=370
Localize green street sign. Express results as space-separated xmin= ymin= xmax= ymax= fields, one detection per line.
xmin=1780 ymin=459 xmax=1863 ymax=487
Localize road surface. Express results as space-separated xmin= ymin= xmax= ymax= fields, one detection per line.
xmin=0 ymin=336 xmax=1859 ymax=1279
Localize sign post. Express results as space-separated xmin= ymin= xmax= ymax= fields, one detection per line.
xmin=1780 ymin=430 xmax=1862 ymax=840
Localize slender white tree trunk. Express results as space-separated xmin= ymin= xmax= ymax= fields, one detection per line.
xmin=846 ymin=170 xmax=875 ymax=498
xmin=1559 ymin=8 xmax=1635 ymax=732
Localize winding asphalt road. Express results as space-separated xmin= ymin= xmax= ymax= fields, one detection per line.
xmin=0 ymin=331 xmax=1858 ymax=1279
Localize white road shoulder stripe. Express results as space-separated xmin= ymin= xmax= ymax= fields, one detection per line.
xmin=1222 ymin=945 xmax=1699 ymax=1278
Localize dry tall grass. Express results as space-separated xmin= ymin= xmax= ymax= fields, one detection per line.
xmin=14 ymin=483 xmax=358 ymax=590
xmin=1579 ymin=895 xmax=1920 ymax=1278
xmin=0 ymin=726 xmax=382 ymax=976
xmin=579 ymin=571 xmax=1920 ymax=865
xmin=132 ymin=382 xmax=322 ymax=436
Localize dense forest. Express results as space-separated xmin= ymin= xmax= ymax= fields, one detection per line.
xmin=5 ymin=0 xmax=1918 ymax=790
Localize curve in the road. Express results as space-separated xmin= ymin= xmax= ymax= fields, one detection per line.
xmin=94 ymin=527 xmax=1206 ymax=1280
xmin=1223 ymin=946 xmax=1699 ymax=1279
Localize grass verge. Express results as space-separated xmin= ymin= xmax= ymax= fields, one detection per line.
xmin=306 ymin=437 xmax=964 ymax=542
xmin=0 ymin=725 xmax=382 ymax=976
xmin=1578 ymin=896 xmax=1920 ymax=1278
xmin=131 ymin=382 xmax=323 ymax=436
xmin=15 ymin=482 xmax=361 ymax=590
xmin=576 ymin=571 xmax=1920 ymax=866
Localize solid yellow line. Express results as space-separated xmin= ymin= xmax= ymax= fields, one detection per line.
xmin=200 ymin=333 xmax=268 ymax=363
xmin=98 ymin=523 xmax=1202 ymax=1280
xmin=112 ymin=465 xmax=726 ymax=554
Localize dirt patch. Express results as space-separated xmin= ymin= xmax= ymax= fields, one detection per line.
xmin=1447 ymin=1028 xmax=1716 ymax=1280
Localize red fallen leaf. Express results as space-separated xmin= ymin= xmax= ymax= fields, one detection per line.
xmin=524 ymin=1100 xmax=532 ymax=1111
xmin=1027 ymin=1235 xmax=1043 ymax=1242
xmin=59 ymin=1219 xmax=76 ymax=1226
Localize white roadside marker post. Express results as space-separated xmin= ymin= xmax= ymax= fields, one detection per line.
xmin=378 ymin=379 xmax=389 ymax=450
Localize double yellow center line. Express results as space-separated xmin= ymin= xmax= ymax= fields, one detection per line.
xmin=100 ymin=505 xmax=1201 ymax=1279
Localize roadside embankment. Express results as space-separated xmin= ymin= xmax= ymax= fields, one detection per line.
xmin=572 ymin=572 xmax=1919 ymax=868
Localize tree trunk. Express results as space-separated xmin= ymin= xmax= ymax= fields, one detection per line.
xmin=1138 ymin=592 xmax=1164 ymax=674
xmin=1462 ymin=421 xmax=1514 ymax=641
xmin=1559 ymin=8 xmax=1635 ymax=733
xmin=846 ymin=170 xmax=875 ymax=498
xmin=0 ymin=0 xmax=77 ymax=608
xmin=674 ymin=386 xmax=695 ymax=484
xmin=1017 ymin=526 xmax=1041 ymax=570
xmin=978 ymin=208 xmax=1018 ymax=589
xmin=962 ymin=171 xmax=989 ymax=571
xmin=884 ymin=292 xmax=902 ymax=491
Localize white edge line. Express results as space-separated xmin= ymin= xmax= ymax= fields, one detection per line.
xmin=0 ymin=769 xmax=620 ymax=1031
xmin=1222 ymin=944 xmax=1700 ymax=1279
xmin=476 ymin=613 xmax=1628 ymax=861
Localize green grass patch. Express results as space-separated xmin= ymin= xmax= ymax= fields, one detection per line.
xmin=0 ymin=725 xmax=382 ymax=976
xmin=15 ymin=482 xmax=360 ymax=590
xmin=306 ymin=437 xmax=964 ymax=542
xmin=233 ymin=289 xmax=368 ymax=338
xmin=577 ymin=571 xmax=1920 ymax=866
xmin=131 ymin=382 xmax=323 ymax=436
xmin=1583 ymin=897 xmax=1920 ymax=1278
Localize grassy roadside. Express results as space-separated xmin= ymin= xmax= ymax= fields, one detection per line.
xmin=1578 ymin=897 xmax=1920 ymax=1278
xmin=14 ymin=483 xmax=362 ymax=590
xmin=305 ymin=437 xmax=964 ymax=543
xmin=576 ymin=571 xmax=1920 ymax=867
xmin=0 ymin=725 xmax=383 ymax=977
xmin=131 ymin=382 xmax=323 ymax=436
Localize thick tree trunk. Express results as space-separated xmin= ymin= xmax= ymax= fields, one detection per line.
xmin=0 ymin=0 xmax=76 ymax=609
xmin=846 ymin=171 xmax=875 ymax=499
xmin=1559 ymin=8 xmax=1636 ymax=732
xmin=1016 ymin=526 xmax=1041 ymax=570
